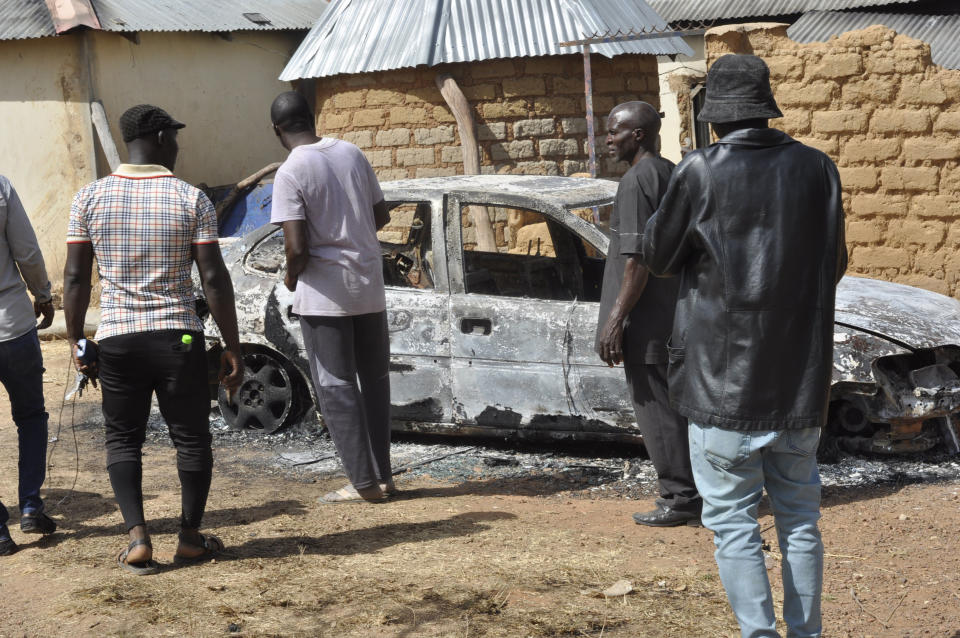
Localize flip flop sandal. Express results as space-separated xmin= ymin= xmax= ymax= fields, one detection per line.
xmin=117 ymin=538 xmax=161 ymax=576
xmin=317 ymin=485 xmax=387 ymax=505
xmin=173 ymin=533 xmax=224 ymax=565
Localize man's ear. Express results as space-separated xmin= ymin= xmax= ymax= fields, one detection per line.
xmin=273 ymin=124 xmax=281 ymax=137
xmin=633 ymin=128 xmax=646 ymax=143
xmin=157 ymin=130 xmax=164 ymax=145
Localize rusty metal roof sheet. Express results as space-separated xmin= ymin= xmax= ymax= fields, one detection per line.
xmin=91 ymin=0 xmax=329 ymax=32
xmin=0 ymin=0 xmax=55 ymax=39
xmin=788 ymin=10 xmax=960 ymax=69
xmin=280 ymin=0 xmax=693 ymax=81
xmin=647 ymin=0 xmax=923 ymax=23
xmin=0 ymin=0 xmax=329 ymax=39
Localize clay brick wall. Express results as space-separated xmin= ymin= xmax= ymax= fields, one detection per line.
xmin=315 ymin=54 xmax=660 ymax=183
xmin=705 ymin=23 xmax=960 ymax=297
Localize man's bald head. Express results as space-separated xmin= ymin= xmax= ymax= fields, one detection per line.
xmin=609 ymin=101 xmax=661 ymax=138
xmin=606 ymin=101 xmax=661 ymax=163
xmin=270 ymin=91 xmax=314 ymax=134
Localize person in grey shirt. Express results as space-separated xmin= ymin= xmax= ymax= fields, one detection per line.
xmin=0 ymin=175 xmax=57 ymax=555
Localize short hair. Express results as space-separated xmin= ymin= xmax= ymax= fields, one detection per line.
xmin=610 ymin=101 xmax=661 ymax=136
xmin=270 ymin=91 xmax=314 ymax=133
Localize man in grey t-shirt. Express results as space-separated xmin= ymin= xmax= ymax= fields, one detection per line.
xmin=596 ymin=103 xmax=701 ymax=527
xmin=0 ymin=175 xmax=57 ymax=555
xmin=269 ymin=91 xmax=393 ymax=504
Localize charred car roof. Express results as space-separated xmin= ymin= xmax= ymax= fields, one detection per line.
xmin=381 ymin=175 xmax=618 ymax=209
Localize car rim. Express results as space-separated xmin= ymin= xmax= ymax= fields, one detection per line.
xmin=219 ymin=352 xmax=293 ymax=433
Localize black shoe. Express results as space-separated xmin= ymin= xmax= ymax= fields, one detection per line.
xmin=632 ymin=506 xmax=701 ymax=528
xmin=20 ymin=512 xmax=57 ymax=535
xmin=0 ymin=537 xmax=17 ymax=556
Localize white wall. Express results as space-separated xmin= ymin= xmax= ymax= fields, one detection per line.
xmin=656 ymin=36 xmax=707 ymax=164
xmin=89 ymin=30 xmax=303 ymax=187
xmin=0 ymin=36 xmax=97 ymax=280
xmin=0 ymin=30 xmax=305 ymax=292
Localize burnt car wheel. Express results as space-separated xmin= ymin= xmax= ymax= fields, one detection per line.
xmin=218 ymin=352 xmax=294 ymax=434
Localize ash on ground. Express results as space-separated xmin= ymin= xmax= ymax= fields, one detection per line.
xmin=137 ymin=407 xmax=960 ymax=497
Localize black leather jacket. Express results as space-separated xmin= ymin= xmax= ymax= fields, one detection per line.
xmin=642 ymin=128 xmax=847 ymax=430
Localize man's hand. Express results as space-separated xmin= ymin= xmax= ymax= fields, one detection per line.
xmin=219 ymin=349 xmax=245 ymax=401
xmin=34 ymin=300 xmax=55 ymax=330
xmin=284 ymin=271 xmax=297 ymax=292
xmin=598 ymin=316 xmax=625 ymax=367
xmin=70 ymin=339 xmax=98 ymax=378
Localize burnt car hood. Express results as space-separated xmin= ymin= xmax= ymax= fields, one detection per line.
xmin=835 ymin=276 xmax=960 ymax=350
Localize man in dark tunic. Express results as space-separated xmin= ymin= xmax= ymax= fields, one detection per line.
xmin=596 ymin=101 xmax=701 ymax=527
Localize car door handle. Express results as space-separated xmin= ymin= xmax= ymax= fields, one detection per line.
xmin=460 ymin=318 xmax=492 ymax=336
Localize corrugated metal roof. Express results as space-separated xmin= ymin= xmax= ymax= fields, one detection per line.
xmin=91 ymin=0 xmax=329 ymax=32
xmin=0 ymin=0 xmax=328 ymax=39
xmin=280 ymin=0 xmax=694 ymax=80
xmin=788 ymin=10 xmax=960 ymax=69
xmin=0 ymin=0 xmax=56 ymax=40
xmin=647 ymin=0 xmax=923 ymax=23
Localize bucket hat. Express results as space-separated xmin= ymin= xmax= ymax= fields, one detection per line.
xmin=697 ymin=54 xmax=783 ymax=123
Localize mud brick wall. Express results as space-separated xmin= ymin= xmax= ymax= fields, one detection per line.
xmin=705 ymin=23 xmax=960 ymax=298
xmin=315 ymin=54 xmax=659 ymax=182
xmin=317 ymin=54 xmax=659 ymax=252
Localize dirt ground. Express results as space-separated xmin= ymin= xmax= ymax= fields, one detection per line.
xmin=1 ymin=341 xmax=959 ymax=638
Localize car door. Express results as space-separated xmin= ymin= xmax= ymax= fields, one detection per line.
xmin=444 ymin=192 xmax=634 ymax=437
xmin=380 ymin=199 xmax=454 ymax=424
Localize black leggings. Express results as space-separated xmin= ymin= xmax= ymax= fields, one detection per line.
xmin=98 ymin=330 xmax=212 ymax=531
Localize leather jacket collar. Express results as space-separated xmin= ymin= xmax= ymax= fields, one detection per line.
xmin=714 ymin=127 xmax=796 ymax=148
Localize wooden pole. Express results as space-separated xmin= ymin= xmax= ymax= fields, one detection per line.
xmin=90 ymin=100 xmax=121 ymax=172
xmin=435 ymin=73 xmax=497 ymax=252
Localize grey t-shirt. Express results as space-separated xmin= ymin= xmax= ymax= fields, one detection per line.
xmin=270 ymin=139 xmax=386 ymax=316
xmin=0 ymin=176 xmax=51 ymax=342
xmin=595 ymin=156 xmax=678 ymax=366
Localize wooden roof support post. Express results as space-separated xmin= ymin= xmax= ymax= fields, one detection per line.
xmin=90 ymin=100 xmax=121 ymax=172
xmin=436 ymin=73 xmax=497 ymax=252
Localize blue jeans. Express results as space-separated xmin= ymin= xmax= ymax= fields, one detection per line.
xmin=689 ymin=423 xmax=823 ymax=638
xmin=0 ymin=328 xmax=48 ymax=537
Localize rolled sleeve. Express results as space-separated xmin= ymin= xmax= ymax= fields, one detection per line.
xmin=66 ymin=189 xmax=91 ymax=244
xmin=192 ymin=192 xmax=219 ymax=244
xmin=270 ymin=169 xmax=306 ymax=224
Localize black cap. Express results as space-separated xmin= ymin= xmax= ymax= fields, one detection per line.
xmin=119 ymin=104 xmax=185 ymax=143
xmin=697 ymin=54 xmax=783 ymax=124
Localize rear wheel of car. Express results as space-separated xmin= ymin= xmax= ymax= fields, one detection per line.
xmin=218 ymin=351 xmax=296 ymax=434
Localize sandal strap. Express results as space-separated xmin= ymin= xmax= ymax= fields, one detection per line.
xmin=127 ymin=537 xmax=152 ymax=551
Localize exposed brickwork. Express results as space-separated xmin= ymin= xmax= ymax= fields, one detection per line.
xmin=706 ymin=23 xmax=960 ymax=298
xmin=315 ymin=54 xmax=660 ymax=185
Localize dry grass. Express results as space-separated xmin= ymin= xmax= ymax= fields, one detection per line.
xmin=14 ymin=341 xmax=960 ymax=637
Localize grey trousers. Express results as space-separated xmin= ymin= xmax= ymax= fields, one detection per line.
xmin=300 ymin=311 xmax=392 ymax=490
xmin=624 ymin=363 xmax=701 ymax=513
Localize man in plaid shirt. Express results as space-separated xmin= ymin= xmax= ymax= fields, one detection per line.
xmin=63 ymin=105 xmax=243 ymax=575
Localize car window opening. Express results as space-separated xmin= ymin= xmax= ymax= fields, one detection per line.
xmin=459 ymin=204 xmax=604 ymax=302
xmin=379 ymin=202 xmax=434 ymax=290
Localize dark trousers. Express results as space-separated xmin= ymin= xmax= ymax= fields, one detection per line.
xmin=300 ymin=311 xmax=391 ymax=490
xmin=98 ymin=330 xmax=212 ymax=530
xmin=0 ymin=328 xmax=48 ymax=533
xmin=624 ymin=362 xmax=701 ymax=513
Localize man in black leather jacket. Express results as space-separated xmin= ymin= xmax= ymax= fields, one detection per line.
xmin=642 ymin=55 xmax=847 ymax=638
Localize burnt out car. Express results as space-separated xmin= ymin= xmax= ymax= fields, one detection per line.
xmin=201 ymin=175 xmax=960 ymax=456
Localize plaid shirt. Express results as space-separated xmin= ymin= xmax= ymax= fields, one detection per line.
xmin=67 ymin=164 xmax=219 ymax=340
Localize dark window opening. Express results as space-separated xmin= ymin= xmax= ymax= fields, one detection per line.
xmin=459 ymin=205 xmax=604 ymax=302
xmin=379 ymin=202 xmax=434 ymax=289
